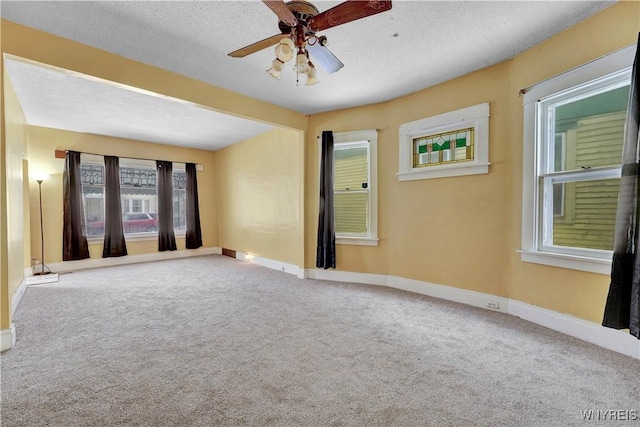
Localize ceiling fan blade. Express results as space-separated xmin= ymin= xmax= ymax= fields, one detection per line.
xmin=262 ymin=0 xmax=298 ymax=27
xmin=309 ymin=0 xmax=392 ymax=32
xmin=228 ymin=34 xmax=284 ymax=58
xmin=307 ymin=40 xmax=344 ymax=74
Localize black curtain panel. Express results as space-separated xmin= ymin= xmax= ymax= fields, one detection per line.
xmin=603 ymin=33 xmax=640 ymax=339
xmin=102 ymin=156 xmax=128 ymax=258
xmin=156 ymin=160 xmax=177 ymax=251
xmin=185 ymin=163 xmax=203 ymax=249
xmin=62 ymin=151 xmax=90 ymax=261
xmin=316 ymin=130 xmax=336 ymax=269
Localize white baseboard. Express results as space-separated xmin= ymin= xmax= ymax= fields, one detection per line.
xmin=1 ymin=324 xmax=16 ymax=352
xmin=307 ymin=268 xmax=388 ymax=286
xmin=46 ymin=247 xmax=222 ymax=273
xmin=12 ymin=280 xmax=29 ymax=316
xmin=306 ymin=269 xmax=508 ymax=313
xmin=235 ymin=251 xmax=302 ymax=277
xmin=25 ymin=274 xmax=59 ymax=285
xmin=389 ymin=275 xmax=509 ymax=314
xmin=304 ymin=267 xmax=638 ymax=360
xmin=509 ymin=300 xmax=640 ymax=360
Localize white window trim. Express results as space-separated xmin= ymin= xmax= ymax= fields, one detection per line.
xmin=397 ymin=103 xmax=490 ymax=181
xmin=552 ymin=132 xmax=567 ymax=217
xmin=330 ymin=129 xmax=379 ymax=246
xmin=520 ymin=44 xmax=635 ymax=274
xmin=87 ymin=232 xmax=187 ymax=245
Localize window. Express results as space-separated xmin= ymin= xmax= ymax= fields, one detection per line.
xmin=80 ymin=155 xmax=187 ymax=239
xmin=172 ymin=168 xmax=186 ymax=232
xmin=81 ymin=162 xmax=105 ymax=238
xmin=413 ymin=127 xmax=474 ymax=168
xmin=521 ymin=45 xmax=634 ymax=274
xmin=398 ymin=103 xmax=490 ymax=181
xmin=333 ymin=129 xmax=378 ymax=246
xmin=119 ymin=161 xmax=157 ymax=234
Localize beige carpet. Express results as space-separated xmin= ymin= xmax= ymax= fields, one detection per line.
xmin=1 ymin=255 xmax=638 ymax=426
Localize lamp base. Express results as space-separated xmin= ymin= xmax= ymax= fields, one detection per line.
xmin=33 ymin=271 xmax=52 ymax=276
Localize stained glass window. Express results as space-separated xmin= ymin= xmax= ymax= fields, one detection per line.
xmin=80 ymin=164 xmax=104 ymax=185
xmin=120 ymin=167 xmax=156 ymax=188
xmin=173 ymin=170 xmax=186 ymax=189
xmin=412 ymin=127 xmax=474 ymax=168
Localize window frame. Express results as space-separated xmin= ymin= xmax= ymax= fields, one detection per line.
xmin=520 ymin=44 xmax=635 ymax=274
xmin=118 ymin=160 xmax=158 ymax=237
xmin=398 ymin=103 xmax=490 ymax=181
xmin=552 ymin=132 xmax=567 ymax=218
xmin=331 ymin=129 xmax=379 ymax=246
xmin=80 ymin=155 xmax=187 ymax=242
xmin=80 ymin=156 xmax=106 ymax=239
xmin=171 ymin=164 xmax=187 ymax=234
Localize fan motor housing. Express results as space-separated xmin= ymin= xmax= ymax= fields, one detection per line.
xmin=278 ymin=1 xmax=320 ymax=33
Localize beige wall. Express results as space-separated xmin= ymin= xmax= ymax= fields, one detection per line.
xmin=27 ymin=126 xmax=219 ymax=263
xmin=1 ymin=53 xmax=10 ymax=331
xmin=306 ymin=63 xmax=511 ymax=297
xmin=2 ymin=65 xmax=29 ymax=330
xmin=22 ymin=159 xmax=31 ymax=270
xmin=306 ymin=1 xmax=640 ymax=322
xmin=216 ymin=128 xmax=304 ymax=266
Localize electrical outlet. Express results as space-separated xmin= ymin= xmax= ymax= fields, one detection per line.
xmin=486 ymin=301 xmax=500 ymax=310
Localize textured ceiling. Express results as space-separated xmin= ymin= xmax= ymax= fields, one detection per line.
xmin=1 ymin=0 xmax=615 ymax=150
xmin=4 ymin=58 xmax=275 ymax=150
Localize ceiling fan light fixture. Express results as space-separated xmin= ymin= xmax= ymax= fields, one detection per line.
xmin=229 ymin=0 xmax=394 ymax=87
xmin=275 ymin=37 xmax=295 ymax=62
xmin=280 ymin=36 xmax=295 ymax=50
xmin=267 ymin=58 xmax=284 ymax=79
xmin=306 ymin=65 xmax=319 ymax=86
xmin=296 ymin=52 xmax=310 ymax=74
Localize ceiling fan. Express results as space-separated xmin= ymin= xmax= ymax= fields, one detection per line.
xmin=228 ymin=0 xmax=392 ymax=85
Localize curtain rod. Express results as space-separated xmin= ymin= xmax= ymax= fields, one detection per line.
xmin=54 ymin=149 xmax=203 ymax=170
xmin=316 ymin=129 xmax=380 ymax=138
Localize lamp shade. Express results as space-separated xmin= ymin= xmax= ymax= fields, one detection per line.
xmin=275 ymin=37 xmax=295 ymax=62
xmin=267 ymin=59 xmax=284 ymax=79
xmin=296 ymin=53 xmax=310 ymax=74
xmin=280 ymin=37 xmax=294 ymax=50
xmin=306 ymin=66 xmax=319 ymax=86
xmin=306 ymin=38 xmax=344 ymax=74
xmin=32 ymin=172 xmax=50 ymax=182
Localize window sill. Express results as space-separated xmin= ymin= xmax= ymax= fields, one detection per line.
xmin=336 ymin=236 xmax=379 ymax=247
xmin=398 ymin=162 xmax=490 ymax=181
xmin=87 ymin=232 xmax=186 ymax=244
xmin=518 ymin=250 xmax=611 ymax=275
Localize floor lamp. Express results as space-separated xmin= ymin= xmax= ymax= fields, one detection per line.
xmin=34 ymin=174 xmax=51 ymax=276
